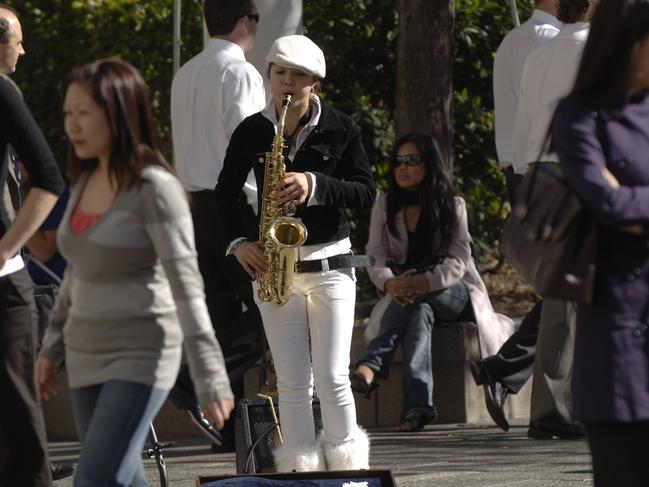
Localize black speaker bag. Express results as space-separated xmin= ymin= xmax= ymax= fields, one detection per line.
xmin=235 ymin=398 xmax=322 ymax=474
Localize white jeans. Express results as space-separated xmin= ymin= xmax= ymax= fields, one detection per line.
xmin=254 ymin=268 xmax=358 ymax=451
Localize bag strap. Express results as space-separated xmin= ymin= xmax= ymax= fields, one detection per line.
xmin=522 ymin=108 xmax=604 ymax=212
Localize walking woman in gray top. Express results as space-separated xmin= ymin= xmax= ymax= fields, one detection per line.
xmin=33 ymin=59 xmax=234 ymax=487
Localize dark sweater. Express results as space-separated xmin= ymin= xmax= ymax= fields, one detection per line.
xmin=0 ymin=76 xmax=64 ymax=236
xmin=214 ymin=101 xmax=376 ymax=245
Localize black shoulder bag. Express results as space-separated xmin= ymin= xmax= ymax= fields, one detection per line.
xmin=499 ymin=131 xmax=599 ymax=304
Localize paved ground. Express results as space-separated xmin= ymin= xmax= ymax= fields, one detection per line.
xmin=49 ymin=424 xmax=593 ymax=486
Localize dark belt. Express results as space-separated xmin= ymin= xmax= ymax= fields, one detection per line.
xmin=295 ymin=253 xmax=375 ymax=273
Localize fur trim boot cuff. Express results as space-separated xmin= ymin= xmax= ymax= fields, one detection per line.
xmin=273 ymin=442 xmax=326 ymax=472
xmin=323 ymin=427 xmax=370 ymax=470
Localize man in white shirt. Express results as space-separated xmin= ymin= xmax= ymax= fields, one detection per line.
xmin=170 ymin=0 xmax=266 ymax=453
xmin=511 ymin=0 xmax=593 ymax=440
xmin=471 ymin=0 xmax=560 ymax=434
xmin=473 ymin=0 xmax=594 ymax=439
xmin=512 ymin=7 xmax=590 ymax=174
xmin=493 ymin=0 xmax=561 ymax=203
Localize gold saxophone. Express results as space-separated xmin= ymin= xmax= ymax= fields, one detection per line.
xmin=257 ymin=94 xmax=308 ymax=306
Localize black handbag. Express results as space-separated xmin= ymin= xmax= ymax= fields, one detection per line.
xmin=499 ymin=162 xmax=597 ymax=304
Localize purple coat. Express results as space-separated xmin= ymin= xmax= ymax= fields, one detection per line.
xmin=553 ymin=94 xmax=649 ymax=423
xmin=365 ymin=195 xmax=514 ymax=357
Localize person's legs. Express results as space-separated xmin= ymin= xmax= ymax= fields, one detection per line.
xmin=357 ymin=299 xmax=413 ymax=378
xmin=504 ymin=165 xmax=524 ymax=207
xmin=0 ymin=270 xmax=52 ymax=487
xmin=70 ymin=380 xmax=168 ymax=487
xmin=255 ymin=280 xmax=323 ymax=472
xmin=478 ymin=299 xmax=542 ymax=393
xmin=587 ymin=421 xmax=649 ymax=487
xmin=308 ymin=269 xmax=369 ymax=470
xmin=528 ymin=299 xmax=582 ymax=438
xmin=399 ymin=303 xmax=434 ymax=421
xmin=182 ymin=191 xmax=264 ymax=450
xmin=399 ymin=282 xmax=470 ymax=425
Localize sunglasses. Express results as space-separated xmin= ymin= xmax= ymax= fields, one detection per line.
xmin=392 ymin=154 xmax=423 ymax=167
xmin=246 ymin=13 xmax=260 ymax=23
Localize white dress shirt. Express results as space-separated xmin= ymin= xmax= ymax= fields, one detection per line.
xmin=512 ymin=22 xmax=590 ymax=174
xmin=493 ymin=10 xmax=561 ymax=166
xmin=171 ymin=39 xmax=266 ymax=192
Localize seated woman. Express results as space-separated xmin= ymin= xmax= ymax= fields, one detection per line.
xmin=351 ymin=132 xmax=513 ymax=432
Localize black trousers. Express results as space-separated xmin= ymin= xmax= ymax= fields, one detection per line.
xmin=586 ymin=421 xmax=649 ymax=487
xmin=0 ymin=269 xmax=52 ymax=487
xmin=189 ymin=190 xmax=265 ymax=441
xmin=481 ymin=165 xmax=540 ymax=394
xmin=504 ymin=165 xmax=524 ymax=207
xmin=482 ymin=300 xmax=542 ymax=393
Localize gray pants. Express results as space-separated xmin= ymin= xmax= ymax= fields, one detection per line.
xmin=530 ymin=298 xmax=577 ymax=423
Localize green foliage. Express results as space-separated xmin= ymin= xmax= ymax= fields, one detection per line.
xmin=10 ymin=0 xmax=204 ymax=163
xmin=304 ymin=0 xmax=397 ymax=299
xmin=8 ymin=0 xmax=534 ymax=281
xmin=453 ymin=0 xmax=533 ymax=258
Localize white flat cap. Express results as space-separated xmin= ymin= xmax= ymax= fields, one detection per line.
xmin=265 ymin=35 xmax=326 ymax=79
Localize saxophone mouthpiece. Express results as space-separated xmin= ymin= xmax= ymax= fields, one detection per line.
xmin=282 ymin=94 xmax=292 ymax=107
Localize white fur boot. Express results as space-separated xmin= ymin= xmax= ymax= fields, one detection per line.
xmin=323 ymin=427 xmax=370 ymax=470
xmin=273 ymin=440 xmax=326 ymax=472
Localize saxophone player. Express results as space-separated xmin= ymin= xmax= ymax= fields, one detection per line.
xmin=215 ymin=35 xmax=376 ymax=472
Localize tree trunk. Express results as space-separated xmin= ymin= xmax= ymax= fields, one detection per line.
xmin=396 ymin=0 xmax=455 ymax=167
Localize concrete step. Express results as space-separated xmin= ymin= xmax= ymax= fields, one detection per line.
xmin=43 ymin=320 xmax=530 ymax=440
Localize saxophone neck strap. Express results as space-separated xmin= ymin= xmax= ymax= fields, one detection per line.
xmin=295 ymin=253 xmax=375 ymax=273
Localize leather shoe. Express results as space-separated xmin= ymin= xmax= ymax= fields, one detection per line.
xmin=51 ymin=463 xmax=74 ymax=481
xmin=168 ymin=385 xmax=224 ymax=446
xmin=470 ymin=361 xmax=510 ymax=432
xmin=527 ymin=417 xmax=585 ymax=439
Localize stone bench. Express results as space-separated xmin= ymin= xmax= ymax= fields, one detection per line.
xmin=43 ymin=318 xmax=531 ymax=441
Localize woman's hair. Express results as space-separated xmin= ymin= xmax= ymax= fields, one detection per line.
xmin=571 ymin=0 xmax=649 ymax=104
xmin=386 ymin=133 xmax=457 ymax=254
xmin=557 ymin=0 xmax=590 ymax=23
xmin=63 ymin=58 xmax=172 ymax=188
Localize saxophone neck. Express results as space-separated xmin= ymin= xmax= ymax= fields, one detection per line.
xmin=277 ymin=94 xmax=292 ymax=135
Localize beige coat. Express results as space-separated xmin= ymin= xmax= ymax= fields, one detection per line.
xmin=365 ymin=194 xmax=514 ymax=357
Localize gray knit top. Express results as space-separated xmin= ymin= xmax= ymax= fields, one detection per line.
xmin=39 ymin=165 xmax=232 ymax=404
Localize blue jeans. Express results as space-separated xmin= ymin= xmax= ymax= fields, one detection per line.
xmin=70 ymin=380 xmax=168 ymax=487
xmin=359 ymin=281 xmax=470 ymax=418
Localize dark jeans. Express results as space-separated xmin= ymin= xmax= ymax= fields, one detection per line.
xmin=0 ymin=269 xmax=52 ymax=487
xmin=189 ymin=190 xmax=265 ymax=441
xmin=358 ymin=281 xmax=471 ymax=418
xmin=70 ymin=381 xmax=168 ymax=487
xmin=586 ymin=421 xmax=649 ymax=487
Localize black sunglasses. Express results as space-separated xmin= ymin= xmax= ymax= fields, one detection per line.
xmin=246 ymin=13 xmax=260 ymax=23
xmin=392 ymin=154 xmax=423 ymax=167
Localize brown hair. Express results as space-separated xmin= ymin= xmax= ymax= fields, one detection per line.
xmin=571 ymin=0 xmax=649 ymax=105
xmin=63 ymin=58 xmax=173 ymax=189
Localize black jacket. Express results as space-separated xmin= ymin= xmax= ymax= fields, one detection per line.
xmin=0 ymin=77 xmax=64 ymax=237
xmin=215 ymin=101 xmax=376 ymax=245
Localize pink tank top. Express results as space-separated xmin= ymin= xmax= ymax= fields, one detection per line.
xmin=70 ymin=204 xmax=104 ymax=235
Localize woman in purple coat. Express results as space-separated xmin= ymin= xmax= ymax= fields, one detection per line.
xmin=552 ymin=0 xmax=649 ymax=485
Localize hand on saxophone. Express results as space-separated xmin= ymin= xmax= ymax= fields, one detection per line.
xmin=274 ymin=172 xmax=312 ymax=206
xmin=234 ymin=241 xmax=268 ymax=278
